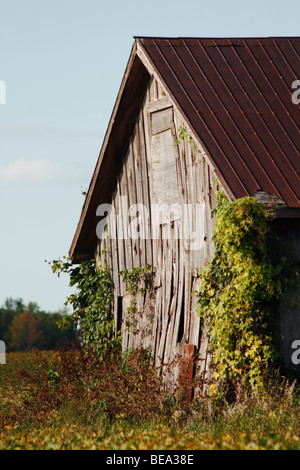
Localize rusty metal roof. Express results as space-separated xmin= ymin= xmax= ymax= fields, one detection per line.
xmin=138 ymin=37 xmax=300 ymax=207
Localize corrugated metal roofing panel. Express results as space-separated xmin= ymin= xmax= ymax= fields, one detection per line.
xmin=138 ymin=37 xmax=300 ymax=207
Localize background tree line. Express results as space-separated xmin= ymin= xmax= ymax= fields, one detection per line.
xmin=0 ymin=298 xmax=77 ymax=352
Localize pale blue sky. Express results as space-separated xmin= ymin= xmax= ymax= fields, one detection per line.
xmin=0 ymin=0 xmax=299 ymax=312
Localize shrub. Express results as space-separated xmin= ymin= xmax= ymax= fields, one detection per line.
xmin=3 ymin=344 xmax=169 ymax=427
xmin=49 ymin=258 xmax=121 ymax=359
xmin=197 ymin=192 xmax=296 ymax=397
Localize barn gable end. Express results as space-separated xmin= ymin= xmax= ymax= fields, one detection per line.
xmin=69 ymin=37 xmax=300 ymax=389
xmin=94 ymin=74 xmax=218 ymax=391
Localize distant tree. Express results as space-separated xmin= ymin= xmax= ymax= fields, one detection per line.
xmin=0 ymin=298 xmax=77 ymax=351
xmin=8 ymin=311 xmax=43 ymax=351
xmin=0 ymin=298 xmax=32 ymax=348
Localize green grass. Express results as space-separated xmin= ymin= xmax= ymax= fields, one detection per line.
xmin=0 ymin=349 xmax=300 ymax=450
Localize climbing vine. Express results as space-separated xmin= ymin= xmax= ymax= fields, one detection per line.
xmin=49 ymin=257 xmax=120 ymax=358
xmin=197 ymin=192 xmax=296 ymax=396
xmin=119 ymin=264 xmax=154 ymax=334
xmin=48 ymin=259 xmax=154 ymax=353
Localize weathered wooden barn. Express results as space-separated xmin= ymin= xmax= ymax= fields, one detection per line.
xmin=69 ymin=37 xmax=300 ymax=391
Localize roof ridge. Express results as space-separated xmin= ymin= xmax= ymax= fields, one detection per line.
xmin=135 ymin=36 xmax=300 ymax=40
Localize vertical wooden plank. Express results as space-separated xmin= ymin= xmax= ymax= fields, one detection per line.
xmin=139 ymin=102 xmax=153 ymax=267
xmin=101 ymin=226 xmax=110 ymax=268
xmin=183 ymin=268 xmax=192 ymax=342
xmin=156 ymin=229 xmax=172 ymax=370
xmin=156 ymin=79 xmax=165 ymax=100
xmin=152 ymin=284 xmax=162 ymax=363
xmin=121 ymin=294 xmax=131 ymax=351
xmin=119 ymin=153 xmax=133 ymax=271
xmin=187 ymin=132 xmax=199 ymax=272
xmin=152 ymin=226 xmax=163 ymax=365
xmin=194 ymin=325 xmax=212 ymax=397
xmin=189 ymin=277 xmax=201 ymax=348
xmin=144 ymin=84 xmax=165 ymax=366
xmin=126 ymin=138 xmax=140 ymax=269
xmin=132 ymin=120 xmax=147 ymax=267
xmin=163 ymin=225 xmax=179 ymax=367
xmin=115 ymin=181 xmax=126 ymax=296
xmin=109 ymin=190 xmax=119 ymax=287
xmin=149 ymin=77 xmax=158 ymax=101
xmin=110 ymin=194 xmax=120 ymax=334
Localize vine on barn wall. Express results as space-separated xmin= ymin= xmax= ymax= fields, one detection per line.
xmin=197 ymin=191 xmax=297 ymax=396
xmin=48 ymin=259 xmax=154 ymax=353
xmin=49 ymin=258 xmax=120 ymax=359
xmin=175 ymin=125 xmax=297 ymax=396
xmin=119 ymin=264 xmax=154 ymax=334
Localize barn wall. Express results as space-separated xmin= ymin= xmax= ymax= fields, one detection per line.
xmin=95 ymin=76 xmax=219 ymax=393
xmin=94 ymin=72 xmax=300 ymax=390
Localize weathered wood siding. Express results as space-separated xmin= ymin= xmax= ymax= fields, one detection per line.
xmin=96 ymin=77 xmax=219 ymax=393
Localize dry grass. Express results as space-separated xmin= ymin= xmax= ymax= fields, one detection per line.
xmin=1 ymin=346 xmax=300 ymax=450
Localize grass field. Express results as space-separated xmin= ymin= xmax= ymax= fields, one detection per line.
xmin=1 ymin=348 xmax=300 ymax=450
